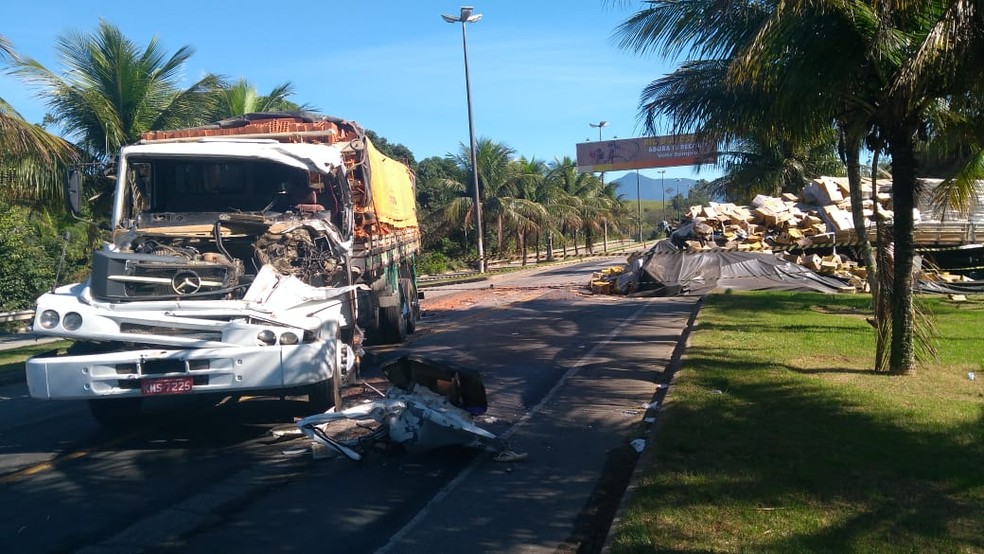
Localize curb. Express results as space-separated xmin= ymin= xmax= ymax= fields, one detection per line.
xmin=600 ymin=295 xmax=704 ymax=552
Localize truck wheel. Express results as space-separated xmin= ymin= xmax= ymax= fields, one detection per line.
xmin=379 ymin=303 xmax=408 ymax=343
xmin=307 ymin=379 xmax=335 ymax=413
xmin=88 ymin=398 xmax=142 ymax=428
xmin=402 ymin=278 xmax=419 ymax=334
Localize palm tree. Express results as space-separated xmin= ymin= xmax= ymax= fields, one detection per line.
xmin=599 ymin=177 xmax=629 ymax=242
xmin=212 ymin=78 xmax=310 ymax=119
xmin=509 ymin=157 xmax=551 ymax=264
xmin=11 ymin=20 xmax=220 ymax=159
xmin=545 ymin=157 xmax=606 ymax=255
xmin=737 ymin=1 xmax=984 ymax=373
xmin=444 ymin=138 xmax=522 ymax=259
xmin=615 ymin=0 xmax=984 ymax=374
xmin=708 ymin=132 xmax=843 ymax=204
xmin=0 ymin=35 xmax=77 ymax=205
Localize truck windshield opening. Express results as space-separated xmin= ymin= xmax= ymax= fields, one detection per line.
xmin=129 ymin=157 xmax=311 ymax=214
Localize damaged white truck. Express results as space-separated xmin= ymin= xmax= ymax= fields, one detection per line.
xmin=26 ymin=113 xmax=421 ymax=426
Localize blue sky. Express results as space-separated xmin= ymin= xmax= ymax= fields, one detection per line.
xmin=0 ymin=1 xmax=719 ymax=183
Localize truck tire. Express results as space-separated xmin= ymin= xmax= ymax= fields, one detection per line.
xmin=379 ymin=303 xmax=408 ymax=343
xmin=88 ymin=397 xmax=142 ymax=428
xmin=401 ymin=278 xmax=419 ymax=334
xmin=307 ymin=379 xmax=335 ymax=413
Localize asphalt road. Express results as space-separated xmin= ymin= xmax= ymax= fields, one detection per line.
xmin=0 ymin=258 xmax=699 ymax=553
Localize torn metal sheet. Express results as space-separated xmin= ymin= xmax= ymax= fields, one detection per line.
xmin=296 ymin=356 xmax=507 ymax=461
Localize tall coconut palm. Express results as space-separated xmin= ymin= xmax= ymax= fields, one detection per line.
xmin=545 ymin=156 xmax=606 ymax=255
xmin=0 ymin=35 xmax=77 ymax=205
xmin=211 ymin=78 xmax=311 ymax=120
xmin=509 ymin=157 xmax=551 ymax=264
xmin=615 ymin=0 xmax=984 ymax=374
xmin=739 ymin=1 xmax=984 ymax=373
xmin=443 ymin=138 xmax=523 ymax=258
xmin=12 ymin=20 xmax=220 ymax=159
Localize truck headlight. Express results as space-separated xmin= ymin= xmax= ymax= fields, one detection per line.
xmin=39 ymin=310 xmax=60 ymax=329
xmin=279 ymin=332 xmax=299 ymax=345
xmin=63 ymin=312 xmax=83 ymax=331
xmin=257 ymin=330 xmax=277 ymax=346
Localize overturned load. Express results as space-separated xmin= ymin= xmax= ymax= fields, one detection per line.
xmin=592 ymin=241 xmax=851 ymax=297
xmin=638 ymin=250 xmax=852 ymax=295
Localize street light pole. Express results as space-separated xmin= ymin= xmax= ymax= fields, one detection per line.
xmin=589 ymin=120 xmax=608 ymax=142
xmin=658 ymin=169 xmax=666 ymax=227
xmin=636 ymin=170 xmax=643 ymax=244
xmin=589 ymin=121 xmax=608 ymax=185
xmin=675 ymin=178 xmax=681 ymax=221
xmin=589 ymin=120 xmax=609 ymax=254
xmin=443 ymin=6 xmax=485 ymax=272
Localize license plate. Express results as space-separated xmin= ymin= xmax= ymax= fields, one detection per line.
xmin=141 ymin=376 xmax=194 ymax=396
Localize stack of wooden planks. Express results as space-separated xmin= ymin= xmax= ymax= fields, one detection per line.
xmin=681 ymin=176 xmax=894 ymax=252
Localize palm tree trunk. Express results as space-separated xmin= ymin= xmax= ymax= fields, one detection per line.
xmin=497 ymin=215 xmax=504 ymax=255
xmin=886 ymin=131 xmax=917 ymax=375
xmin=518 ymin=228 xmax=526 ymax=266
xmin=843 ymin=133 xmax=877 ymax=294
xmin=871 ymin=150 xmax=891 ymax=372
xmin=546 ymin=230 xmax=553 ymax=261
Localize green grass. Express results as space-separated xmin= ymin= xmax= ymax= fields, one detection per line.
xmin=610 ymin=291 xmax=984 ymax=553
xmin=0 ymin=341 xmax=72 ymax=385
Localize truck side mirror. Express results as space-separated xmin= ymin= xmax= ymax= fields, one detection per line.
xmin=66 ymin=169 xmax=83 ymax=215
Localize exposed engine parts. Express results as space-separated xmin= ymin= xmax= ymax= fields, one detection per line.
xmin=253 ymin=220 xmax=348 ymax=287
xmin=103 ymin=211 xmax=350 ymax=301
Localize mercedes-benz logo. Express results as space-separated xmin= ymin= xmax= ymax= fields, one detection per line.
xmin=171 ymin=270 xmax=203 ymax=295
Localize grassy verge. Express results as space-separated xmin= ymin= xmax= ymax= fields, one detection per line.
xmin=610 ymin=291 xmax=984 ymax=553
xmin=0 ymin=341 xmax=72 ymax=386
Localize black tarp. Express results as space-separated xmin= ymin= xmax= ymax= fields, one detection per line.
xmin=637 ymin=243 xmax=851 ymax=296
xmin=915 ymin=279 xmax=984 ymax=294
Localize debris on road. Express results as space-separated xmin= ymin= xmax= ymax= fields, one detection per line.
xmin=294 ymin=355 xmax=521 ymax=462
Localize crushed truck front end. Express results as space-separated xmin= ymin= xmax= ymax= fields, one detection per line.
xmin=26 ymin=266 xmax=356 ymax=401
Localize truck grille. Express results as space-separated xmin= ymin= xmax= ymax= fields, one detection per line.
xmin=91 ymin=249 xmax=233 ymax=302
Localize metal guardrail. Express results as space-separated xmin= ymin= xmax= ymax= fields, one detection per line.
xmin=418 ymin=242 xmax=643 ymax=284
xmin=0 ymin=310 xmax=34 ymax=324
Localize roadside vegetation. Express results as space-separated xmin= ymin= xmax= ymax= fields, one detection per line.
xmin=610 ymin=291 xmax=984 ymax=553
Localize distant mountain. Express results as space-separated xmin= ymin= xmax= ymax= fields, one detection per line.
xmin=609 ymin=173 xmax=698 ymax=201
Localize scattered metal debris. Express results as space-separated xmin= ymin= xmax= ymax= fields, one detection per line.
xmin=295 ymin=355 xmax=525 ymax=462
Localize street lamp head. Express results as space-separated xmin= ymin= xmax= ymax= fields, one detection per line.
xmin=443 ymin=6 xmax=482 ymax=23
